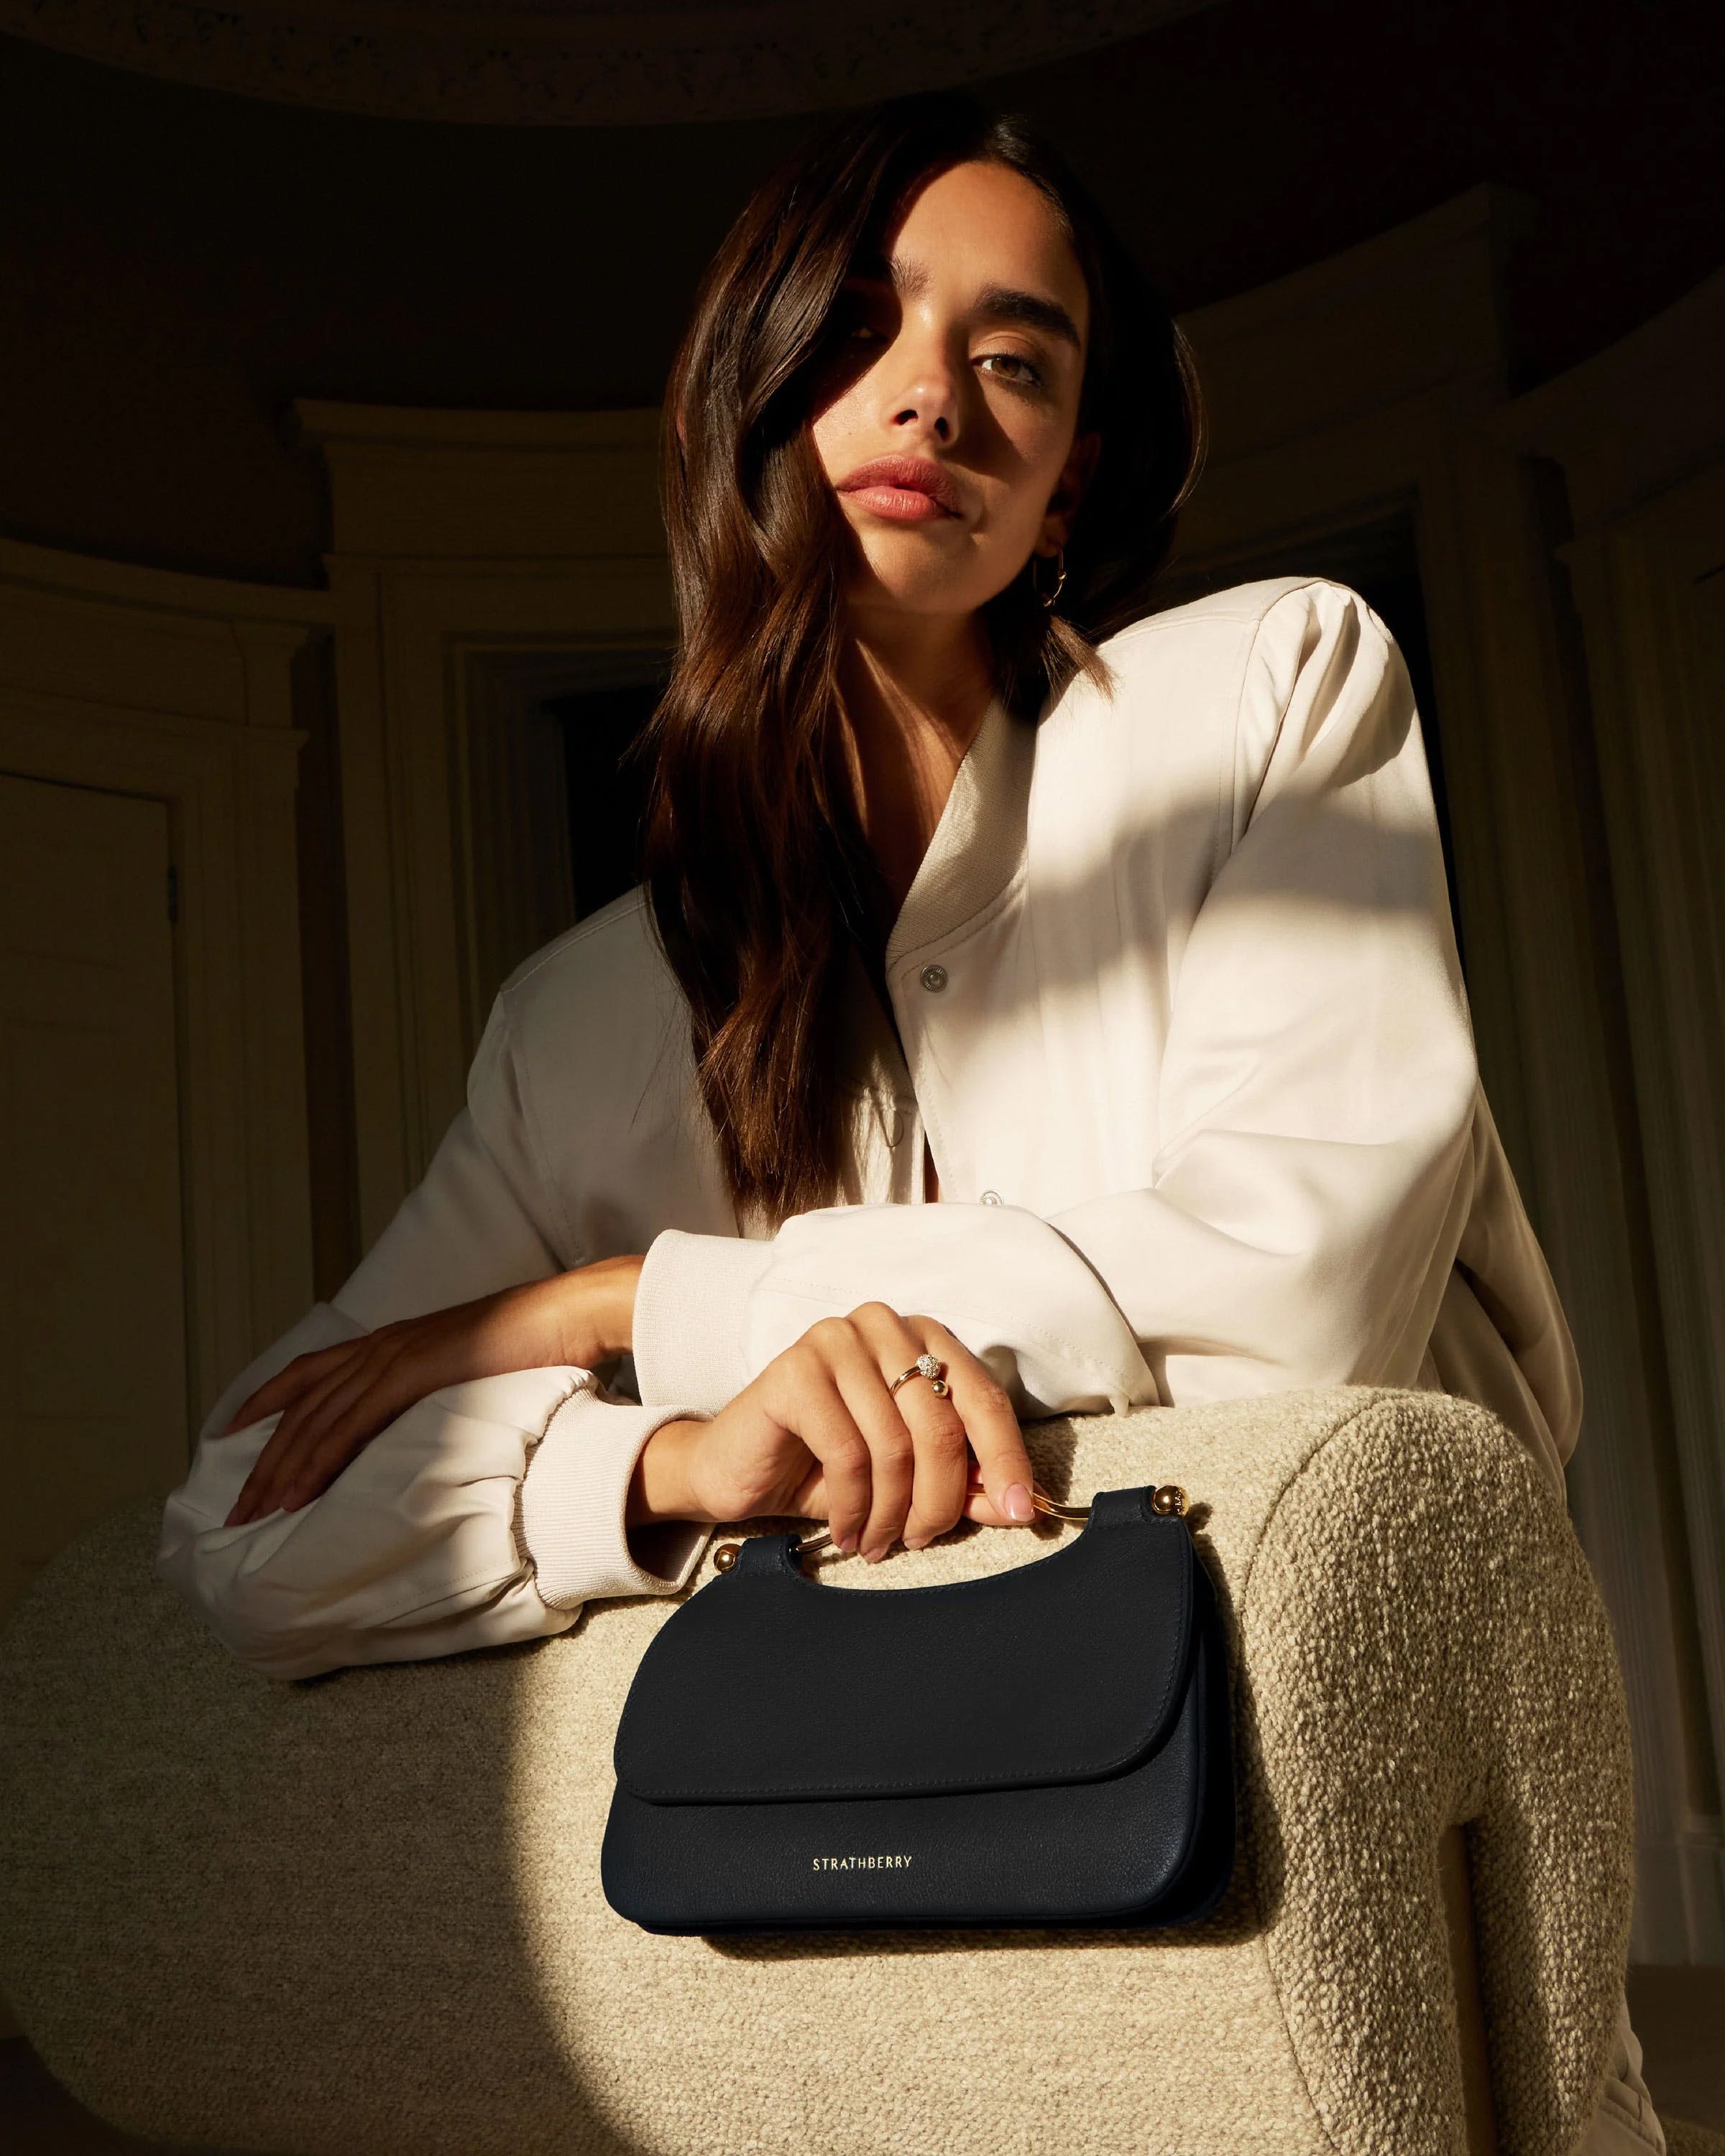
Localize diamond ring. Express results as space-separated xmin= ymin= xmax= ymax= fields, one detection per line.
xmin=888 ymin=1350 xmax=949 ymax=1399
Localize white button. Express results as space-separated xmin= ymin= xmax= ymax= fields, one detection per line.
xmin=980 ymin=1189 xmax=1003 ymax=1205
xmin=920 ymin=964 xmax=949 ymax=993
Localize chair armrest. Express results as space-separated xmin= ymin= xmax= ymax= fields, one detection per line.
xmin=1218 ymin=1387 xmax=1634 ymax=2156
xmin=0 ymin=1385 xmax=1633 ymax=2156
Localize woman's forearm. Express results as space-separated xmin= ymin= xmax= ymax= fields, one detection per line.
xmin=217 ymin=1255 xmax=650 ymax=1526
xmin=562 ymin=1252 xmax=645 ymax=1365
xmin=626 ymin=1417 xmax=707 ymax=1527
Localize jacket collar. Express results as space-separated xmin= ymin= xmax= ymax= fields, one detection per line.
xmin=884 ymin=692 xmax=1036 ymax=970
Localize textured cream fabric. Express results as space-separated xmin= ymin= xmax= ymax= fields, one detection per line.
xmin=1 ymin=1387 xmax=1657 ymax=2155
xmin=1583 ymin=1996 xmax=1668 ymax=2153
xmin=157 ymin=576 xmax=1581 ymax=1677
xmin=1664 ymin=2120 xmax=1725 ymax=2156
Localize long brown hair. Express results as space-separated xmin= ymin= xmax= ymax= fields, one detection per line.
xmin=641 ymin=92 xmax=1205 ymax=1228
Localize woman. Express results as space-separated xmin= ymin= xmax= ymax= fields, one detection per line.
xmin=159 ymin=95 xmax=1662 ymax=2152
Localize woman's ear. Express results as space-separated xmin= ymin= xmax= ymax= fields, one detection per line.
xmin=1038 ymin=429 xmax=1101 ymax=553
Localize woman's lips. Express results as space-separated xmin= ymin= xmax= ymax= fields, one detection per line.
xmin=843 ymin=483 xmax=957 ymax=522
xmin=837 ymin=456 xmax=964 ymax=523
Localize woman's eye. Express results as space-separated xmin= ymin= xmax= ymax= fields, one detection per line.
xmin=978 ymin=351 xmax=1045 ymax=389
xmin=828 ymin=298 xmax=888 ymax=346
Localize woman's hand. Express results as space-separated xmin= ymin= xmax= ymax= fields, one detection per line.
xmin=627 ymin=1302 xmax=1037 ymax=1562
xmin=219 ymin=1255 xmax=643 ymax=1526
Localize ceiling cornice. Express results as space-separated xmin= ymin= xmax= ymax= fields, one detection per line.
xmin=0 ymin=1 xmax=1219 ymax=126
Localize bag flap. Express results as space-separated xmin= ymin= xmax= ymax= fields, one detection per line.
xmin=614 ymin=1501 xmax=1195 ymax=1805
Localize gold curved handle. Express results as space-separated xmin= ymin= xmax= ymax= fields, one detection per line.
xmin=1023 ymin=1480 xmax=1189 ymax=1524
xmin=711 ymin=1478 xmax=1187 ymax=1572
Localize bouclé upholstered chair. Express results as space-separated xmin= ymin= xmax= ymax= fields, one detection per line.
xmin=0 ymin=1386 xmax=1682 ymax=2155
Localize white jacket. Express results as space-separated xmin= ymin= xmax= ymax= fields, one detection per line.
xmin=159 ymin=577 xmax=1581 ymax=1678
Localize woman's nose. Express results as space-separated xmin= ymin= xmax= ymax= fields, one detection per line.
xmin=878 ymin=336 xmax=960 ymax=443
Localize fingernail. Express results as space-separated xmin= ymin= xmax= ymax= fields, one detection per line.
xmin=903 ymin=1534 xmax=928 ymax=1551
xmin=1004 ymin=1482 xmax=1034 ymax=1522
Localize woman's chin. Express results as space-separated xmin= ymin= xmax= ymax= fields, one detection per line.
xmin=847 ymin=557 xmax=1004 ymax=623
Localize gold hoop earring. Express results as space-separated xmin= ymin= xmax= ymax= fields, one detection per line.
xmin=1033 ymin=548 xmax=1067 ymax=612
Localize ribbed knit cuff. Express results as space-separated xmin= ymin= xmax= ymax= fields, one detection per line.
xmin=518 ymin=1388 xmax=710 ymax=1611
xmin=632 ymin=1227 xmax=776 ymax=1411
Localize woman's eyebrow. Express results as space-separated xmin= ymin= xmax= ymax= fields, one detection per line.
xmin=972 ymin=284 xmax=1083 ymax=350
xmin=855 ymin=256 xmax=1082 ymax=350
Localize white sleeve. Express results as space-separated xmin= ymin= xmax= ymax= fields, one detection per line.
xmin=631 ymin=584 xmax=1491 ymax=1426
xmin=157 ymin=998 xmax=711 ymax=1682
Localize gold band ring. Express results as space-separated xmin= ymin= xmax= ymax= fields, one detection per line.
xmin=888 ymin=1351 xmax=949 ymax=1400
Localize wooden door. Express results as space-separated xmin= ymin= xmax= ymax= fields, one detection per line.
xmin=0 ymin=772 xmax=186 ymax=1623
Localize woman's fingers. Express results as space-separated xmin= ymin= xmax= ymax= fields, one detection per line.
xmin=841 ymin=1304 xmax=970 ymax=1556
xmin=842 ymin=1305 xmax=1029 ymax=1557
xmin=712 ymin=1303 xmax=1036 ymax=1563
xmin=226 ymin=1341 xmax=409 ymax=1524
xmin=219 ymin=1340 xmax=359 ymax=1437
xmin=919 ymin=1318 xmax=1036 ymax=1531
xmin=272 ymin=1353 xmax=411 ymax=1514
xmin=767 ymin=1333 xmax=873 ymax=1551
xmin=275 ymin=1393 xmax=393 ymax=1514
xmin=226 ymin=1358 xmax=367 ymax=1524
xmin=817 ymin=1313 xmax=927 ymax=1560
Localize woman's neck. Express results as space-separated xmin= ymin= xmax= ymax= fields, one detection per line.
xmin=837 ymin=609 xmax=995 ymax=926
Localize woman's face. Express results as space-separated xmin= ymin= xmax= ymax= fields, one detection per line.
xmin=808 ymin=158 xmax=1098 ymax=625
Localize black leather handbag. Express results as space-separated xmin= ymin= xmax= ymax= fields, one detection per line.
xmin=602 ymin=1478 xmax=1234 ymax=1935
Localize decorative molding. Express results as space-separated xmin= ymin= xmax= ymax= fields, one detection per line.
xmin=290 ymin=402 xmax=666 ymax=561
xmin=456 ymin=642 xmax=668 ymax=1046
xmin=293 ymin=400 xmax=673 ymax=1252
xmin=0 ymin=535 xmax=332 ymax=1420
xmin=1503 ymin=275 xmax=1725 ymax=1961
xmin=1177 ymin=185 xmax=1533 ymax=462
xmin=0 ymin=0 xmax=1218 ymax=125
xmin=1502 ymin=269 xmax=1725 ymax=530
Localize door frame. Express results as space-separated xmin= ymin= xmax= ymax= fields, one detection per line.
xmin=0 ymin=536 xmax=330 ymax=1423
xmin=293 ymin=400 xmax=676 ymax=1252
xmin=1506 ymin=271 xmax=1725 ymax=1958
